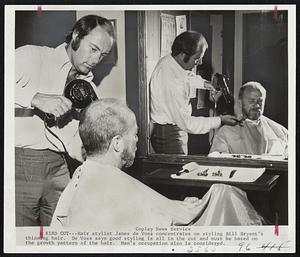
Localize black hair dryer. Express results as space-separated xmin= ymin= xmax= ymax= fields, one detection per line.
xmin=45 ymin=79 xmax=98 ymax=125
xmin=64 ymin=79 xmax=98 ymax=109
xmin=213 ymin=73 xmax=234 ymax=115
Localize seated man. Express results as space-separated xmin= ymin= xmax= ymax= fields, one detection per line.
xmin=51 ymin=98 xmax=265 ymax=229
xmin=210 ymin=82 xmax=288 ymax=156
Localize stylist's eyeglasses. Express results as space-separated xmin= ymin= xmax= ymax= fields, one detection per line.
xmin=194 ymin=58 xmax=202 ymax=65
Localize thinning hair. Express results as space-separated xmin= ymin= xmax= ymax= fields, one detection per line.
xmin=238 ymin=81 xmax=267 ymax=99
xmin=171 ymin=31 xmax=208 ymax=57
xmin=65 ymin=15 xmax=115 ymax=49
xmin=79 ymin=98 xmax=136 ymax=156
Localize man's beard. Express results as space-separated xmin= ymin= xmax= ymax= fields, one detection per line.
xmin=243 ymin=108 xmax=262 ymax=120
xmin=121 ymin=147 xmax=135 ymax=168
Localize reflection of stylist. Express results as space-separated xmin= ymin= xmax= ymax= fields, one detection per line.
xmin=150 ymin=31 xmax=239 ymax=154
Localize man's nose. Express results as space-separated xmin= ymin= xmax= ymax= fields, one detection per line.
xmin=91 ymin=52 xmax=103 ymax=65
xmin=255 ymin=101 xmax=262 ymax=107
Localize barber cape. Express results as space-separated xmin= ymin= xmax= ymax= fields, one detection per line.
xmin=210 ymin=115 xmax=288 ymax=156
xmin=51 ymin=160 xmax=264 ymax=229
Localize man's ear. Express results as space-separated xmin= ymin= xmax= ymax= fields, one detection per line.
xmin=238 ymin=99 xmax=242 ymax=108
xmin=178 ymin=52 xmax=186 ymax=61
xmin=71 ymin=30 xmax=81 ymax=51
xmin=174 ymin=53 xmax=187 ymax=67
xmin=72 ymin=30 xmax=79 ymax=41
xmin=234 ymin=99 xmax=243 ymax=118
xmin=111 ymin=135 xmax=124 ymax=153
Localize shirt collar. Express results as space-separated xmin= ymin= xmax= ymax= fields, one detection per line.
xmin=168 ymin=54 xmax=192 ymax=76
xmin=54 ymin=43 xmax=72 ymax=70
xmin=84 ymin=159 xmax=116 ymax=169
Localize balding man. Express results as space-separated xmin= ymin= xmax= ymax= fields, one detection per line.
xmin=210 ymin=82 xmax=288 ymax=156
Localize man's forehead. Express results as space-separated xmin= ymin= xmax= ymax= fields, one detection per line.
xmin=126 ymin=123 xmax=138 ymax=135
xmin=126 ymin=112 xmax=137 ymax=126
xmin=132 ymin=118 xmax=138 ymax=130
xmin=85 ymin=26 xmax=113 ymax=48
xmin=244 ymin=88 xmax=263 ymax=98
xmin=88 ymin=25 xmax=109 ymax=36
xmin=195 ymin=45 xmax=206 ymax=56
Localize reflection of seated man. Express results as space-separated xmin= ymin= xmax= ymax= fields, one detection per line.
xmin=210 ymin=82 xmax=288 ymax=156
xmin=51 ymin=98 xmax=265 ymax=229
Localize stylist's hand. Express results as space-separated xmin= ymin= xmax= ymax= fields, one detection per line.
xmin=220 ymin=115 xmax=240 ymax=126
xmin=203 ymin=80 xmax=215 ymax=91
xmin=31 ymin=92 xmax=72 ymax=118
xmin=204 ymin=79 xmax=223 ymax=102
xmin=210 ymin=90 xmax=223 ymax=102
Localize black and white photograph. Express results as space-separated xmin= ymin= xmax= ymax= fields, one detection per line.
xmin=4 ymin=4 xmax=296 ymax=253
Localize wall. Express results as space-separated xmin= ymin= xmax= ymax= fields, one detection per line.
xmin=77 ymin=11 xmax=126 ymax=101
xmin=124 ymin=11 xmax=139 ymax=117
xmin=15 ymin=11 xmax=76 ymax=48
xmin=243 ymin=11 xmax=288 ymax=127
xmin=145 ymin=11 xmax=189 ymax=85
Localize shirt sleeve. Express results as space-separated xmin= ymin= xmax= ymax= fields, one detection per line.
xmin=187 ymin=72 xmax=207 ymax=98
xmin=153 ymin=66 xmax=221 ymax=134
xmin=52 ymin=120 xmax=84 ymax=162
xmin=209 ymin=128 xmax=230 ymax=153
xmin=188 ymin=73 xmax=207 ymax=88
xmin=15 ymin=46 xmax=41 ymax=108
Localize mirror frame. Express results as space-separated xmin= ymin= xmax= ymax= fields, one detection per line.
xmin=136 ymin=11 xmax=288 ymax=172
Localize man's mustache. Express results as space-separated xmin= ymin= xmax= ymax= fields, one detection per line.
xmin=250 ymin=108 xmax=261 ymax=112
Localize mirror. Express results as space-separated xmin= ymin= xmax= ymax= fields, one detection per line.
xmin=137 ymin=9 xmax=289 ymax=167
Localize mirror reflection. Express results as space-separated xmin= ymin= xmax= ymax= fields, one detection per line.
xmin=145 ymin=10 xmax=288 ymax=161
